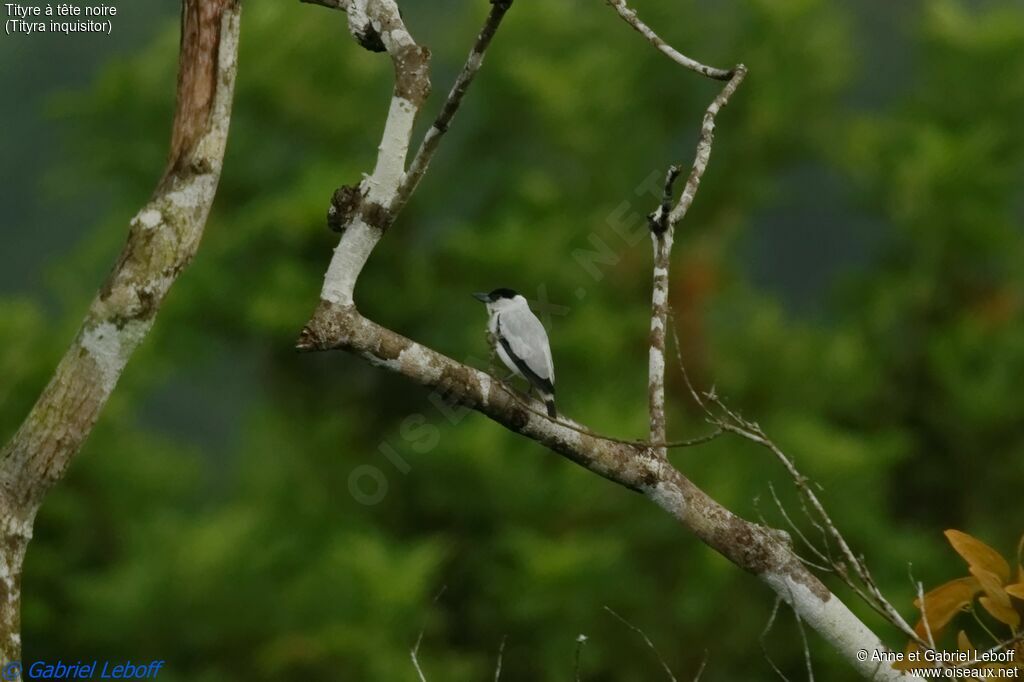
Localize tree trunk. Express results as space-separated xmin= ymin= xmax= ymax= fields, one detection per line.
xmin=0 ymin=0 xmax=242 ymax=663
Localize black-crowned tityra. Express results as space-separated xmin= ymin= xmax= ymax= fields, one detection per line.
xmin=473 ymin=288 xmax=557 ymax=418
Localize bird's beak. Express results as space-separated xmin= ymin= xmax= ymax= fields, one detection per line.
xmin=472 ymin=292 xmax=490 ymax=303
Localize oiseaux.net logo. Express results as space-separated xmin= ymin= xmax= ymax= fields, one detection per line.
xmin=2 ymin=660 xmax=165 ymax=680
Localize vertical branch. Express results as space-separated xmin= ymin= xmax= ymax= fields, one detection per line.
xmin=645 ymin=67 xmax=745 ymax=456
xmin=609 ymin=0 xmax=744 ymax=456
xmin=317 ymin=0 xmax=431 ymax=308
xmin=647 ymin=167 xmax=680 ymax=455
xmin=0 ymin=0 xmax=241 ymax=664
xmin=612 ymin=0 xmax=745 ymax=457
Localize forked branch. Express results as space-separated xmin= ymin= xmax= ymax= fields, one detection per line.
xmin=297 ymin=1 xmax=920 ymax=678
xmin=646 ymin=65 xmax=746 ymax=459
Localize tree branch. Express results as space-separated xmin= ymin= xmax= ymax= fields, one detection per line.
xmin=298 ymin=1 xmax=920 ymax=679
xmin=668 ymin=67 xmax=747 ymax=227
xmin=316 ymin=0 xmax=430 ymax=306
xmin=647 ymin=166 xmax=681 ymax=458
xmin=297 ymin=305 xmax=918 ymax=681
xmin=647 ymin=66 xmax=744 ymax=458
xmin=604 ymin=0 xmax=735 ymax=81
xmin=393 ymin=0 xmax=514 ymax=216
xmin=0 ymin=0 xmax=241 ymax=664
xmin=718 ymin=417 xmax=924 ymax=646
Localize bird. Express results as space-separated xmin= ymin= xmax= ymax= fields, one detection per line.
xmin=473 ymin=288 xmax=557 ymax=418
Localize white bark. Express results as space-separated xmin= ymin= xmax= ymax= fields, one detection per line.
xmin=763 ymin=573 xmax=910 ymax=682
xmin=318 ymin=0 xmax=429 ymax=306
xmin=322 ymin=219 xmax=380 ymax=306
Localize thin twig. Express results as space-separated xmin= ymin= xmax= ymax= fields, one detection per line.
xmin=766 ymin=484 xmax=834 ymax=573
xmin=494 ymin=636 xmax=507 ymax=681
xmin=793 ymin=608 xmax=815 ymax=682
xmin=492 ymin=377 xmax=722 ymax=450
xmin=716 ymin=419 xmax=925 ymax=647
xmin=668 ymin=67 xmax=747 ymax=227
xmin=411 ymin=632 xmax=428 ymax=682
xmin=604 ymin=607 xmax=677 ymax=682
xmin=773 ymin=512 xmax=882 ymax=621
xmin=405 ymin=581 xmax=446 ymax=679
xmin=797 ymin=495 xmax=835 ymax=566
xmin=968 ymin=605 xmax=1001 ymax=645
xmin=604 ymin=0 xmax=734 ymax=80
xmin=299 ymin=0 xmax=349 ymax=9
xmin=668 ymin=309 xmax=711 ymax=415
xmin=676 ymin=306 xmax=921 ymax=645
xmin=768 ymin=484 xmax=825 ymax=561
xmin=909 ymin=569 xmax=937 ymax=653
xmin=395 ymin=0 xmax=514 ymax=213
xmin=692 ymin=651 xmax=709 ymax=682
xmin=574 ymin=634 xmax=587 ymax=682
xmin=760 ymin=597 xmax=791 ymax=682
xmin=670 ymin=310 xmax=929 ymax=651
xmin=753 ymin=496 xmax=832 ymax=573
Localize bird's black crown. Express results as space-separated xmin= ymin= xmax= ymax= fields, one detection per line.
xmin=489 ymin=288 xmax=518 ymax=300
xmin=472 ymin=288 xmax=519 ymax=304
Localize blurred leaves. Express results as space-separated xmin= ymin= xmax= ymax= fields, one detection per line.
xmin=2 ymin=0 xmax=1023 ymax=680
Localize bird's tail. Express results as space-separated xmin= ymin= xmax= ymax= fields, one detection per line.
xmin=544 ymin=397 xmax=557 ymax=419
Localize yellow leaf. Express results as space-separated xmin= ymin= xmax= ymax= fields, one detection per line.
xmin=970 ymin=566 xmax=1012 ymax=608
xmin=913 ymin=577 xmax=981 ymax=638
xmin=945 ymin=529 xmax=1011 ymax=583
xmin=957 ymin=630 xmax=975 ymax=653
xmin=979 ymin=595 xmax=1021 ymax=628
xmin=1006 ymin=582 xmax=1024 ymax=600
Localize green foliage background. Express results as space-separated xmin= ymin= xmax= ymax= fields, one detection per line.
xmin=2 ymin=0 xmax=1023 ymax=679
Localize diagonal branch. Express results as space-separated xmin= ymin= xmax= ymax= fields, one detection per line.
xmin=604 ymin=0 xmax=735 ymax=81
xmin=393 ymin=0 xmax=514 ymax=215
xmin=604 ymin=606 xmax=678 ymax=681
xmin=721 ymin=416 xmax=925 ymax=646
xmin=668 ymin=68 xmax=747 ymax=227
xmin=299 ymin=304 xmax=659 ymax=488
xmin=0 ymin=0 xmax=242 ymax=664
xmin=296 ymin=304 xmax=918 ymax=681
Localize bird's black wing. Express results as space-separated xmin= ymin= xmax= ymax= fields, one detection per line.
xmin=496 ymin=314 xmax=555 ymax=395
